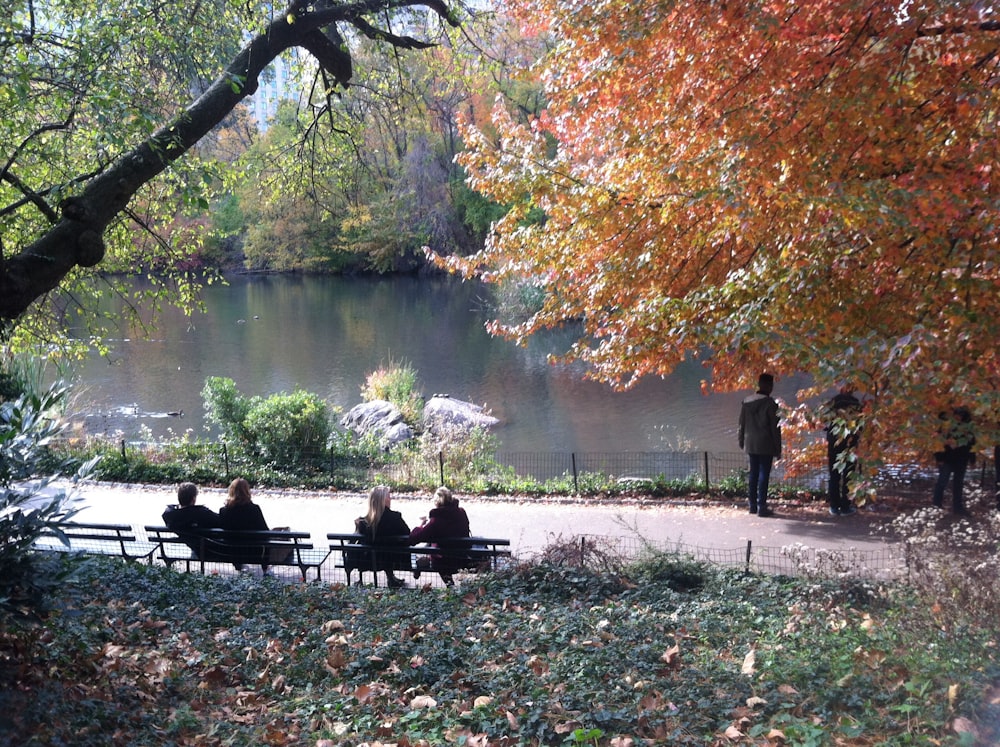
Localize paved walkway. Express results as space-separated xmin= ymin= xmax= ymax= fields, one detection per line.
xmin=65 ymin=481 xmax=903 ymax=563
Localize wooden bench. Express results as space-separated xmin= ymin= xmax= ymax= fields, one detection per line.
xmin=144 ymin=526 xmax=331 ymax=582
xmin=327 ymin=533 xmax=512 ymax=587
xmin=34 ymin=522 xmax=157 ymax=563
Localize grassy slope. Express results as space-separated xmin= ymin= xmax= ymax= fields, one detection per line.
xmin=1 ymin=553 xmax=997 ymax=746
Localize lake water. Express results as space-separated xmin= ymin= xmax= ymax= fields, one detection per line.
xmin=69 ymin=275 xmax=796 ymax=454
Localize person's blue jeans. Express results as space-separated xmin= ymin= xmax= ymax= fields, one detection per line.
xmin=933 ymin=460 xmax=967 ymax=513
xmin=747 ymin=454 xmax=774 ymax=511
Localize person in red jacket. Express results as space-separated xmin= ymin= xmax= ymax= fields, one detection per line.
xmin=410 ymin=486 xmax=471 ymax=586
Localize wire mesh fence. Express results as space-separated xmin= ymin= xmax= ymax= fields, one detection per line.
xmin=62 ymin=435 xmax=1000 ymax=498
xmin=574 ymin=534 xmax=908 ymax=581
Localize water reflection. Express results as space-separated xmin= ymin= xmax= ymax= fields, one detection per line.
xmin=69 ymin=275 xmax=796 ymax=453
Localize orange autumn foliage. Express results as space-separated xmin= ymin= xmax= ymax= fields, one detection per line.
xmin=435 ymin=0 xmax=1000 ymax=464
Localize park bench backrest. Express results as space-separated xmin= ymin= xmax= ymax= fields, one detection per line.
xmin=34 ymin=522 xmax=153 ymax=562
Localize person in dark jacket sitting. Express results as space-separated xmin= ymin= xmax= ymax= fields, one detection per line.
xmin=162 ymin=482 xmax=221 ymax=557
xmin=410 ymin=486 xmax=471 ymax=586
xmin=218 ymin=477 xmax=270 ymax=571
xmin=353 ymin=485 xmax=411 ymax=588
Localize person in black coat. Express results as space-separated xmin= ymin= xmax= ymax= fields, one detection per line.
xmin=219 ymin=477 xmax=270 ymax=570
xmin=353 ymin=485 xmax=411 ymax=588
xmin=162 ymin=482 xmax=221 ymax=557
xmin=410 ymin=486 xmax=471 ymax=586
xmin=824 ymin=387 xmax=863 ymax=516
xmin=932 ymin=407 xmax=976 ymax=515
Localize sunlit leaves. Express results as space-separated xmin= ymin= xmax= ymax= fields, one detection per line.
xmin=444 ymin=0 xmax=1000 ymax=463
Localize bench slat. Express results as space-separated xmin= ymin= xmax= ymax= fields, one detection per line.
xmin=144 ymin=526 xmax=331 ymax=582
xmin=327 ymin=533 xmax=511 ymax=587
xmin=35 ymin=522 xmax=156 ymax=562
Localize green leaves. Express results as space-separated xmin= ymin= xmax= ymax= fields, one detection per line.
xmin=5 ymin=549 xmax=997 ymax=744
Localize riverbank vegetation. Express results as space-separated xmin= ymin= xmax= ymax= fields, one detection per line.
xmin=2 ymin=539 xmax=997 ymax=745
xmin=2 ymin=355 xmax=999 ymax=745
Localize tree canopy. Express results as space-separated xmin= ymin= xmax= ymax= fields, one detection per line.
xmin=439 ymin=0 xmax=1000 ymax=462
xmin=0 ymin=0 xmax=462 ymax=338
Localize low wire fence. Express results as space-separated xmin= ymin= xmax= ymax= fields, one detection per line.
xmin=65 ymin=436 xmax=999 ymax=498
xmin=585 ymin=534 xmax=908 ymax=581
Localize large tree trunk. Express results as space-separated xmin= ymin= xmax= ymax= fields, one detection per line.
xmin=0 ymin=0 xmax=452 ymax=322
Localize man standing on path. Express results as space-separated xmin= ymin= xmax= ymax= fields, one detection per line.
xmin=738 ymin=373 xmax=782 ymax=517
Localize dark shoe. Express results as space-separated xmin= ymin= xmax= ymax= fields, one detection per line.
xmin=413 ymin=556 xmax=430 ymax=579
xmin=748 ymin=505 xmax=758 ymax=515
xmin=757 ymin=507 xmax=775 ymax=518
xmin=387 ymin=575 xmax=406 ymax=589
xmin=829 ymin=507 xmax=841 ymax=516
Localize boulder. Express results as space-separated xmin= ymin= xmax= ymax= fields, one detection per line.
xmin=422 ymin=395 xmax=499 ymax=436
xmin=341 ymin=400 xmax=413 ymax=448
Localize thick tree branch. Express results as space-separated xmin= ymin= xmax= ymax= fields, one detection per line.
xmin=0 ymin=0 xmax=457 ymax=322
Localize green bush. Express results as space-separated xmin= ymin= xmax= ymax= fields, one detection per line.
xmin=0 ymin=385 xmax=97 ymax=619
xmin=201 ymin=376 xmax=251 ymax=445
xmin=243 ymin=389 xmax=331 ymax=466
xmin=202 ymin=378 xmax=331 ymax=467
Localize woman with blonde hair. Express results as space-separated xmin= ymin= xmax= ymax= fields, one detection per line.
xmin=353 ymin=485 xmax=411 ymax=588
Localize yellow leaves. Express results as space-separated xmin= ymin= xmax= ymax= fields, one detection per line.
xmin=948 ymin=683 xmax=959 ymax=710
xmin=455 ymin=0 xmax=1000 ymax=462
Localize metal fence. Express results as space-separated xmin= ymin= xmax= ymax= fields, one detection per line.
xmin=582 ymin=534 xmax=908 ymax=581
xmin=80 ymin=437 xmax=999 ymax=497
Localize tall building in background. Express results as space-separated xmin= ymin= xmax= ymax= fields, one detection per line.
xmin=248 ymin=52 xmax=297 ymax=132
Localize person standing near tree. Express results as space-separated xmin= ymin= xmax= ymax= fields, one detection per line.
xmin=932 ymin=407 xmax=976 ymax=516
xmin=738 ymin=373 xmax=781 ymax=517
xmin=824 ymin=387 xmax=863 ymax=516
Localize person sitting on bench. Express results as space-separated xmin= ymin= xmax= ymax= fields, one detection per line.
xmin=162 ymin=482 xmax=221 ymax=557
xmin=409 ymin=486 xmax=471 ymax=586
xmin=219 ymin=477 xmax=270 ymax=572
xmin=353 ymin=485 xmax=411 ymax=588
